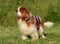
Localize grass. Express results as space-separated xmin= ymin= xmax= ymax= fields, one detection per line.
xmin=0 ymin=24 xmax=60 ymax=44
xmin=0 ymin=0 xmax=60 ymax=44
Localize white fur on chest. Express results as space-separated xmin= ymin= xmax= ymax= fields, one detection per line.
xmin=18 ymin=19 xmax=37 ymax=35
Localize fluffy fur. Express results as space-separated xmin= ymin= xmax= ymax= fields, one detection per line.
xmin=16 ymin=6 xmax=54 ymax=40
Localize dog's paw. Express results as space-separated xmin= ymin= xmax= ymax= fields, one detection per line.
xmin=42 ymin=35 xmax=46 ymax=39
xmin=21 ymin=36 xmax=28 ymax=40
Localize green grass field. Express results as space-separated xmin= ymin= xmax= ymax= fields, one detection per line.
xmin=0 ymin=24 xmax=60 ymax=44
xmin=0 ymin=0 xmax=60 ymax=44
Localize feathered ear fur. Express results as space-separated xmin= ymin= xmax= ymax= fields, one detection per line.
xmin=20 ymin=6 xmax=30 ymax=21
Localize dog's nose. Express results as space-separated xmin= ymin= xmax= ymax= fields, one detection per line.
xmin=16 ymin=10 xmax=18 ymax=12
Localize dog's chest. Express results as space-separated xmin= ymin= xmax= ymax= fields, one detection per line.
xmin=18 ymin=20 xmax=28 ymax=30
xmin=18 ymin=20 xmax=37 ymax=35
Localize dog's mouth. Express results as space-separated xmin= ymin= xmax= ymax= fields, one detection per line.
xmin=17 ymin=15 xmax=21 ymax=18
xmin=16 ymin=16 xmax=21 ymax=20
xmin=16 ymin=13 xmax=21 ymax=20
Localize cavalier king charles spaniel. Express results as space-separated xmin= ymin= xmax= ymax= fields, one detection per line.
xmin=16 ymin=6 xmax=54 ymax=40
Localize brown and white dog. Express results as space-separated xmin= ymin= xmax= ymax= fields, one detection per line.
xmin=16 ymin=6 xmax=54 ymax=40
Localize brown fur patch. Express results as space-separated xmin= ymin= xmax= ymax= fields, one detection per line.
xmin=35 ymin=16 xmax=44 ymax=30
xmin=20 ymin=6 xmax=30 ymax=21
xmin=27 ymin=16 xmax=34 ymax=26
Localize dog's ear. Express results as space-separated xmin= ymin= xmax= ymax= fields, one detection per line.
xmin=20 ymin=6 xmax=30 ymax=20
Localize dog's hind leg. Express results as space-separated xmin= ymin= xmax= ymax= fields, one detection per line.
xmin=38 ymin=26 xmax=46 ymax=39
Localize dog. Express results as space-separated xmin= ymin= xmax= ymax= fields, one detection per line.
xmin=16 ymin=6 xmax=54 ymax=40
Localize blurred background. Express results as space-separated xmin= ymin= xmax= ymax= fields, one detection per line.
xmin=0 ymin=0 xmax=60 ymax=44
xmin=0 ymin=0 xmax=60 ymax=27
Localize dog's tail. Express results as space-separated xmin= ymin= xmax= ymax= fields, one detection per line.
xmin=44 ymin=22 xmax=54 ymax=28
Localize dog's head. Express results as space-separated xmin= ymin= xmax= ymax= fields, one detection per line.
xmin=16 ymin=6 xmax=30 ymax=21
